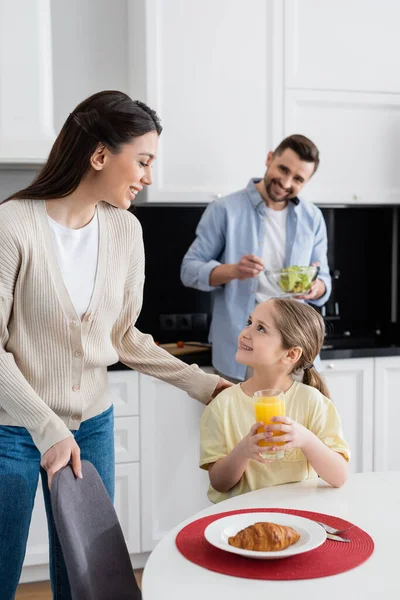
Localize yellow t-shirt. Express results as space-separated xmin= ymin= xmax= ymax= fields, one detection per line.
xmin=200 ymin=380 xmax=350 ymax=504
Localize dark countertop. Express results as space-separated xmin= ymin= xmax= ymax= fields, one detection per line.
xmin=107 ymin=344 xmax=400 ymax=371
xmin=320 ymin=345 xmax=400 ymax=360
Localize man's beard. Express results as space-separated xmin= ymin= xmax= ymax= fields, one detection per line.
xmin=264 ymin=177 xmax=292 ymax=203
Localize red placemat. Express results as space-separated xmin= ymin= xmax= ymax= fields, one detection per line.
xmin=175 ymin=508 xmax=374 ymax=580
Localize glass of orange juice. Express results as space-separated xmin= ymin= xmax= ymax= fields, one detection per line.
xmin=254 ymin=389 xmax=286 ymax=460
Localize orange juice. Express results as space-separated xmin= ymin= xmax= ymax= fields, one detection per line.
xmin=254 ymin=395 xmax=286 ymax=447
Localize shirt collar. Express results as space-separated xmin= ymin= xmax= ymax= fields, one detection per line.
xmin=246 ymin=178 xmax=300 ymax=213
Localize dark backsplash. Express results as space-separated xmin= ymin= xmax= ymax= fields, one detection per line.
xmin=133 ymin=202 xmax=400 ymax=350
xmin=133 ymin=203 xmax=211 ymax=343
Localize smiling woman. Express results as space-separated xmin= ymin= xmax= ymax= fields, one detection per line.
xmin=0 ymin=90 xmax=231 ymax=599
xmin=5 ymin=91 xmax=161 ymax=213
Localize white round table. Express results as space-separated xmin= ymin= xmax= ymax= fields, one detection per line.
xmin=143 ymin=472 xmax=400 ymax=599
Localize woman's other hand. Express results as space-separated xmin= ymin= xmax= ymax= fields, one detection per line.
xmin=41 ymin=437 xmax=82 ymax=489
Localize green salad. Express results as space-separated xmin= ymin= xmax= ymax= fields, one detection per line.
xmin=278 ymin=266 xmax=315 ymax=294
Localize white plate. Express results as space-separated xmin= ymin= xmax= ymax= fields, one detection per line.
xmin=204 ymin=512 xmax=327 ymax=560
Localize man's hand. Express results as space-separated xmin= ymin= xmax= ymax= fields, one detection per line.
xmin=232 ymin=254 xmax=264 ymax=280
xmin=298 ymin=278 xmax=326 ymax=301
xmin=41 ymin=437 xmax=82 ymax=489
xmin=297 ymin=261 xmax=325 ymax=300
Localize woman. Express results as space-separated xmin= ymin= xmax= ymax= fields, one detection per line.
xmin=0 ymin=90 xmax=230 ymax=598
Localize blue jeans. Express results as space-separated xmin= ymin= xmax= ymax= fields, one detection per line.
xmin=0 ymin=405 xmax=115 ymax=600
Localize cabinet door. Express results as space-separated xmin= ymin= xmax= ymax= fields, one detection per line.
xmin=285 ymin=90 xmax=400 ymax=205
xmin=139 ymin=374 xmax=212 ymax=551
xmin=133 ymin=0 xmax=270 ymax=202
xmin=284 ymin=0 xmax=400 ymax=93
xmin=373 ymin=357 xmax=400 ymax=471
xmin=320 ymin=358 xmax=374 ymax=473
xmin=115 ymin=463 xmax=141 ymax=554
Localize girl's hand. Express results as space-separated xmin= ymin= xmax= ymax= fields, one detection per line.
xmin=235 ymin=422 xmax=273 ymax=463
xmin=265 ymin=416 xmax=313 ymax=452
xmin=41 ymin=437 xmax=83 ymax=490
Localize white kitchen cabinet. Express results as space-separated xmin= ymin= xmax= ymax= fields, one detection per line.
xmin=373 ymin=357 xmax=400 ymax=472
xmin=139 ymin=373 xmax=212 ymax=552
xmin=115 ymin=463 xmax=141 ymax=554
xmin=284 ymin=0 xmax=400 ymax=93
xmin=0 ymin=0 xmax=55 ymax=162
xmin=320 ymin=358 xmax=374 ymax=473
xmin=110 ymin=369 xmax=139 ymax=417
xmin=285 ymin=90 xmax=400 ymax=205
xmin=131 ymin=0 xmax=270 ymax=203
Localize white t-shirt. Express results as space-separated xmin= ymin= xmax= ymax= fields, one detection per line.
xmin=256 ymin=205 xmax=288 ymax=303
xmin=48 ymin=211 xmax=99 ymax=319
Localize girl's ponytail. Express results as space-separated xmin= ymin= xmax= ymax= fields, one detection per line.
xmin=270 ymin=298 xmax=330 ymax=399
xmin=303 ymin=366 xmax=330 ymax=398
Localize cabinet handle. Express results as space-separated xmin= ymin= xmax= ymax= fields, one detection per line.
xmin=352 ymin=194 xmax=360 ymax=201
xmin=327 ymin=363 xmax=335 ymax=369
xmin=212 ymin=193 xmax=222 ymax=199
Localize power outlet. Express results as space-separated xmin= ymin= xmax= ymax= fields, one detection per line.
xmin=159 ymin=314 xmax=177 ymax=330
xmin=176 ymin=314 xmax=192 ymax=330
xmin=192 ymin=313 xmax=208 ymax=330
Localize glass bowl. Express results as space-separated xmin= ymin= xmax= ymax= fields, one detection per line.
xmin=265 ymin=265 xmax=320 ymax=297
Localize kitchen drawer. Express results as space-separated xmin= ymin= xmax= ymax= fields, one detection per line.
xmin=114 ymin=416 xmax=140 ymax=464
xmin=109 ymin=370 xmax=139 ymax=417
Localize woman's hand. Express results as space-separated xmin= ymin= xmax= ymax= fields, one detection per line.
xmin=235 ymin=422 xmax=273 ymax=463
xmin=210 ymin=377 xmax=234 ymax=400
xmin=265 ymin=416 xmax=313 ymax=452
xmin=40 ymin=437 xmax=82 ymax=489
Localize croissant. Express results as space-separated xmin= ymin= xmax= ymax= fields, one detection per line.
xmin=228 ymin=521 xmax=300 ymax=552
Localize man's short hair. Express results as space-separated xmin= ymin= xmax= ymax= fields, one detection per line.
xmin=273 ymin=134 xmax=320 ymax=173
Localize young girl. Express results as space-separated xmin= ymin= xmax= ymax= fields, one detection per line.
xmin=200 ymin=298 xmax=349 ymax=503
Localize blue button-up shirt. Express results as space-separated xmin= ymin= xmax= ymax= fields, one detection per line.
xmin=181 ymin=179 xmax=331 ymax=380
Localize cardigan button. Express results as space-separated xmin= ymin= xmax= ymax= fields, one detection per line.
xmin=72 ymin=384 xmax=80 ymax=392
xmin=71 ymin=414 xmax=80 ymax=421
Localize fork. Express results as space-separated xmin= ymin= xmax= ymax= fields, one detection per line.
xmin=317 ymin=521 xmax=354 ymax=536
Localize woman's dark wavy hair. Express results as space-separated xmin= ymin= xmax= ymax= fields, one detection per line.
xmin=6 ymin=90 xmax=162 ymax=201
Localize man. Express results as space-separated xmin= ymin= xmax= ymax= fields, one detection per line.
xmin=180 ymin=134 xmax=331 ymax=382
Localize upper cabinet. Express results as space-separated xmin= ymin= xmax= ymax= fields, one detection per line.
xmin=284 ymin=0 xmax=400 ymax=93
xmin=0 ymin=0 xmax=55 ymax=163
xmin=3 ymin=0 xmax=400 ymax=206
xmin=132 ymin=0 xmax=400 ymax=205
xmin=135 ymin=0 xmax=270 ymax=203
xmin=0 ymin=0 xmax=130 ymax=165
xmin=282 ymin=0 xmax=400 ymax=205
xmin=284 ymin=91 xmax=400 ymax=204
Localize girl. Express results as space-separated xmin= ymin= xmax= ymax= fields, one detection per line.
xmin=200 ymin=298 xmax=349 ymax=503
xmin=0 ymin=90 xmax=230 ymax=598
